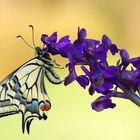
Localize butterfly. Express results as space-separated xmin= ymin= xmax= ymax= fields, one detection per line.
xmin=0 ymin=25 xmax=63 ymax=134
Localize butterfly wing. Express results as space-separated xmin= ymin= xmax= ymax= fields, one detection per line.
xmin=0 ymin=70 xmax=20 ymax=118
xmin=0 ymin=58 xmax=62 ymax=133
xmin=45 ymin=66 xmax=63 ymax=84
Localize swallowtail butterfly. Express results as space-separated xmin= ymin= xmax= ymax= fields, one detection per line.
xmin=0 ymin=25 xmax=63 ymax=134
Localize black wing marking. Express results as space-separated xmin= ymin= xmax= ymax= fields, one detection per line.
xmin=0 ymin=58 xmax=40 ymax=86
xmin=0 ymin=58 xmax=62 ymax=134
xmin=45 ymin=66 xmax=63 ymax=84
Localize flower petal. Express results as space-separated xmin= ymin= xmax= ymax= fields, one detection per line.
xmin=130 ymin=57 xmax=140 ymax=68
xmin=48 ymin=32 xmax=57 ymax=42
xmin=78 ymin=27 xmax=87 ymax=42
xmin=64 ymin=70 xmax=77 ymax=86
xmin=110 ymin=44 xmax=119 ymax=55
xmin=58 ymin=35 xmax=72 ymax=57
xmin=104 ymin=66 xmax=118 ymax=79
xmin=81 ymin=66 xmax=90 ymax=76
xmin=102 ymin=35 xmax=112 ymax=49
xmin=91 ymin=96 xmax=116 ymax=112
xmin=88 ymin=83 xmax=95 ymax=95
xmin=120 ymin=49 xmax=130 ymax=66
xmin=95 ymin=44 xmax=107 ymax=62
xmin=76 ymin=75 xmax=89 ymax=89
xmin=96 ymin=81 xmax=113 ymax=93
xmin=41 ymin=34 xmax=48 ymax=44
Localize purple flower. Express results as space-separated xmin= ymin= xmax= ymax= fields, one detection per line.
xmin=41 ymin=32 xmax=72 ymax=57
xmin=95 ymin=35 xmax=119 ymax=62
xmin=104 ymin=66 xmax=118 ymax=79
xmin=41 ymin=27 xmax=140 ymax=111
xmin=41 ymin=32 xmax=57 ymax=45
xmin=84 ymin=42 xmax=95 ymax=57
xmin=71 ymin=27 xmax=100 ymax=63
xmin=72 ymin=28 xmax=87 ymax=60
xmin=102 ymin=35 xmax=119 ymax=54
xmin=120 ymin=49 xmax=130 ymax=66
xmin=95 ymin=44 xmax=107 ymax=62
xmin=95 ymin=81 xmax=114 ymax=93
xmin=81 ymin=65 xmax=90 ymax=76
xmin=130 ymin=57 xmax=140 ymax=68
xmin=102 ymin=35 xmax=112 ymax=47
xmin=41 ymin=32 xmax=59 ymax=55
xmin=64 ymin=69 xmax=77 ymax=86
xmin=134 ymin=69 xmax=140 ymax=79
xmin=119 ymin=70 xmax=134 ymax=89
xmin=64 ymin=53 xmax=77 ymax=86
xmin=91 ymin=95 xmax=116 ymax=112
xmin=78 ymin=27 xmax=87 ymax=43
xmin=57 ymin=35 xmax=72 ymax=57
xmin=76 ymin=75 xmax=89 ymax=89
xmin=88 ymin=83 xmax=95 ymax=95
xmin=110 ymin=44 xmax=119 ymax=55
xmin=120 ymin=70 xmax=133 ymax=82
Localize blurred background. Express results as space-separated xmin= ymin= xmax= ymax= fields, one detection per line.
xmin=0 ymin=0 xmax=140 ymax=139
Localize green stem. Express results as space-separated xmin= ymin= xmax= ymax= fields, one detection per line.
xmin=117 ymin=82 xmax=140 ymax=107
xmin=113 ymin=92 xmax=128 ymax=99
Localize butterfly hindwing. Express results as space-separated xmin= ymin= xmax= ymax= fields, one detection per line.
xmin=0 ymin=57 xmax=62 ymax=133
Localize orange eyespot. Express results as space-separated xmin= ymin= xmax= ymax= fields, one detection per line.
xmin=40 ymin=103 xmax=45 ymax=111
xmin=39 ymin=101 xmax=51 ymax=111
xmin=45 ymin=102 xmax=51 ymax=111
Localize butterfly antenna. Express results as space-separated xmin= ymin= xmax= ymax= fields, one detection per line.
xmin=17 ymin=35 xmax=34 ymax=49
xmin=29 ymin=25 xmax=36 ymax=48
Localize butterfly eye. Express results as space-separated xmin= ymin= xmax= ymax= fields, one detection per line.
xmin=39 ymin=49 xmax=43 ymax=55
xmin=35 ymin=47 xmax=43 ymax=55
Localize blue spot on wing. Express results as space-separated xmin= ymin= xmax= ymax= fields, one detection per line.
xmin=14 ymin=91 xmax=22 ymax=100
xmin=20 ymin=98 xmax=26 ymax=105
xmin=12 ymin=76 xmax=18 ymax=83
xmin=31 ymin=99 xmax=39 ymax=114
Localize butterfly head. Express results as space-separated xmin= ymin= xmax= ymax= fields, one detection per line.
xmin=35 ymin=46 xmax=51 ymax=59
xmin=35 ymin=47 xmax=44 ymax=55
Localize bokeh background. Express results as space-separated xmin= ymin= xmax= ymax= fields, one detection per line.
xmin=0 ymin=0 xmax=140 ymax=139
